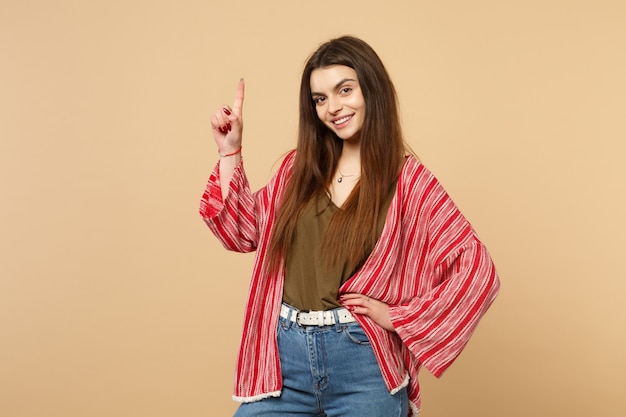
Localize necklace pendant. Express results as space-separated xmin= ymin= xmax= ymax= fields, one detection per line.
xmin=337 ymin=177 xmax=343 ymax=183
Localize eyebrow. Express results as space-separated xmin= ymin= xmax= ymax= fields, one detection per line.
xmin=311 ymin=78 xmax=356 ymax=96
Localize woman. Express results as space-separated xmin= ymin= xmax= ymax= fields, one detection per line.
xmin=200 ymin=36 xmax=499 ymax=417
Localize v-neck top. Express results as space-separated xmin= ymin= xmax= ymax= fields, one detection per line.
xmin=283 ymin=189 xmax=395 ymax=311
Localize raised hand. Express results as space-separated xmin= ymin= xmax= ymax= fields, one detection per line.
xmin=211 ymin=78 xmax=245 ymax=155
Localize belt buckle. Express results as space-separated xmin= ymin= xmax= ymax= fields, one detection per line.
xmin=295 ymin=310 xmax=308 ymax=326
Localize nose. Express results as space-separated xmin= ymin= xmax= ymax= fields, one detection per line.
xmin=327 ymin=96 xmax=342 ymax=115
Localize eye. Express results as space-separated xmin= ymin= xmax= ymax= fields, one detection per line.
xmin=340 ymin=87 xmax=352 ymax=95
xmin=313 ymin=96 xmax=326 ymax=105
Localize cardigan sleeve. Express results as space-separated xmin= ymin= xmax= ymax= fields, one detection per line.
xmin=388 ymin=171 xmax=500 ymax=378
xmin=199 ymin=152 xmax=295 ymax=253
xmin=198 ymin=158 xmax=256 ymax=252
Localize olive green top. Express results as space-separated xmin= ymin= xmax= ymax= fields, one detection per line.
xmin=283 ymin=189 xmax=395 ymax=311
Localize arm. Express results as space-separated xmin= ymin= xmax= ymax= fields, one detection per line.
xmin=200 ymin=79 xmax=256 ymax=252
xmin=389 ymin=178 xmax=500 ymax=377
xmin=342 ymin=165 xmax=499 ymax=375
xmin=199 ymin=149 xmax=297 ymax=254
xmin=199 ymin=158 xmax=257 ymax=253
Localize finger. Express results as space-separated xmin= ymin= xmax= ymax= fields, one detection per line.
xmin=211 ymin=113 xmax=230 ymax=134
xmin=214 ymin=107 xmax=233 ymax=130
xmin=340 ymin=293 xmax=369 ymax=303
xmin=339 ymin=293 xmax=361 ymax=300
xmin=233 ymin=78 xmax=245 ymax=116
xmin=211 ymin=114 xmax=220 ymax=130
xmin=351 ymin=304 xmax=374 ymax=317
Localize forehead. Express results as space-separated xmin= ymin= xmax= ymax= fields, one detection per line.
xmin=309 ymin=65 xmax=359 ymax=92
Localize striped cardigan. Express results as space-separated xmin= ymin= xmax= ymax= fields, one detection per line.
xmin=200 ymin=151 xmax=499 ymax=415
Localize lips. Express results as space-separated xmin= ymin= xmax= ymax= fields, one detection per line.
xmin=332 ymin=115 xmax=353 ymax=126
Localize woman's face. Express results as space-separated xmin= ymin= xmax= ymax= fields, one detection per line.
xmin=310 ymin=65 xmax=365 ymax=142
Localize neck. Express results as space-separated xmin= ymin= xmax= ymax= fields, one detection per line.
xmin=339 ymin=141 xmax=360 ymax=166
xmin=335 ymin=141 xmax=361 ymax=182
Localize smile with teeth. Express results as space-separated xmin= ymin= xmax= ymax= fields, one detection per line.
xmin=333 ymin=115 xmax=353 ymax=125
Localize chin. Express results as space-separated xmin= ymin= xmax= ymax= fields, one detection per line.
xmin=338 ymin=130 xmax=361 ymax=142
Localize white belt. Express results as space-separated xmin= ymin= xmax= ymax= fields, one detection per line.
xmin=280 ymin=304 xmax=356 ymax=326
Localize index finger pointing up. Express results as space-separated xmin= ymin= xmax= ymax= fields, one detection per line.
xmin=233 ymin=78 xmax=244 ymax=115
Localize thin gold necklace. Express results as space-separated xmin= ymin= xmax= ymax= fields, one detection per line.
xmin=337 ymin=169 xmax=360 ymax=183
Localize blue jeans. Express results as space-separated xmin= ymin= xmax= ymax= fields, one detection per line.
xmin=234 ymin=304 xmax=408 ymax=417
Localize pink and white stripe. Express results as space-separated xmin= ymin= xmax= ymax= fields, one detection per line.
xmin=200 ymin=151 xmax=499 ymax=416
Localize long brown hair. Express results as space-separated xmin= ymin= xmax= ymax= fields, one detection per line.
xmin=267 ymin=36 xmax=408 ymax=273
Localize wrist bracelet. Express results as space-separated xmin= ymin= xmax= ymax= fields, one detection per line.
xmin=218 ymin=146 xmax=242 ymax=158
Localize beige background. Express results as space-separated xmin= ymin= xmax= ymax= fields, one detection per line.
xmin=1 ymin=1 xmax=625 ymax=416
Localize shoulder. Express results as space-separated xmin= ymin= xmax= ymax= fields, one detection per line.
xmin=399 ymin=155 xmax=436 ymax=187
xmin=280 ymin=149 xmax=297 ymax=170
xmin=397 ymin=155 xmax=451 ymax=205
xmin=259 ymin=150 xmax=297 ymax=197
xmin=272 ymin=149 xmax=297 ymax=178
